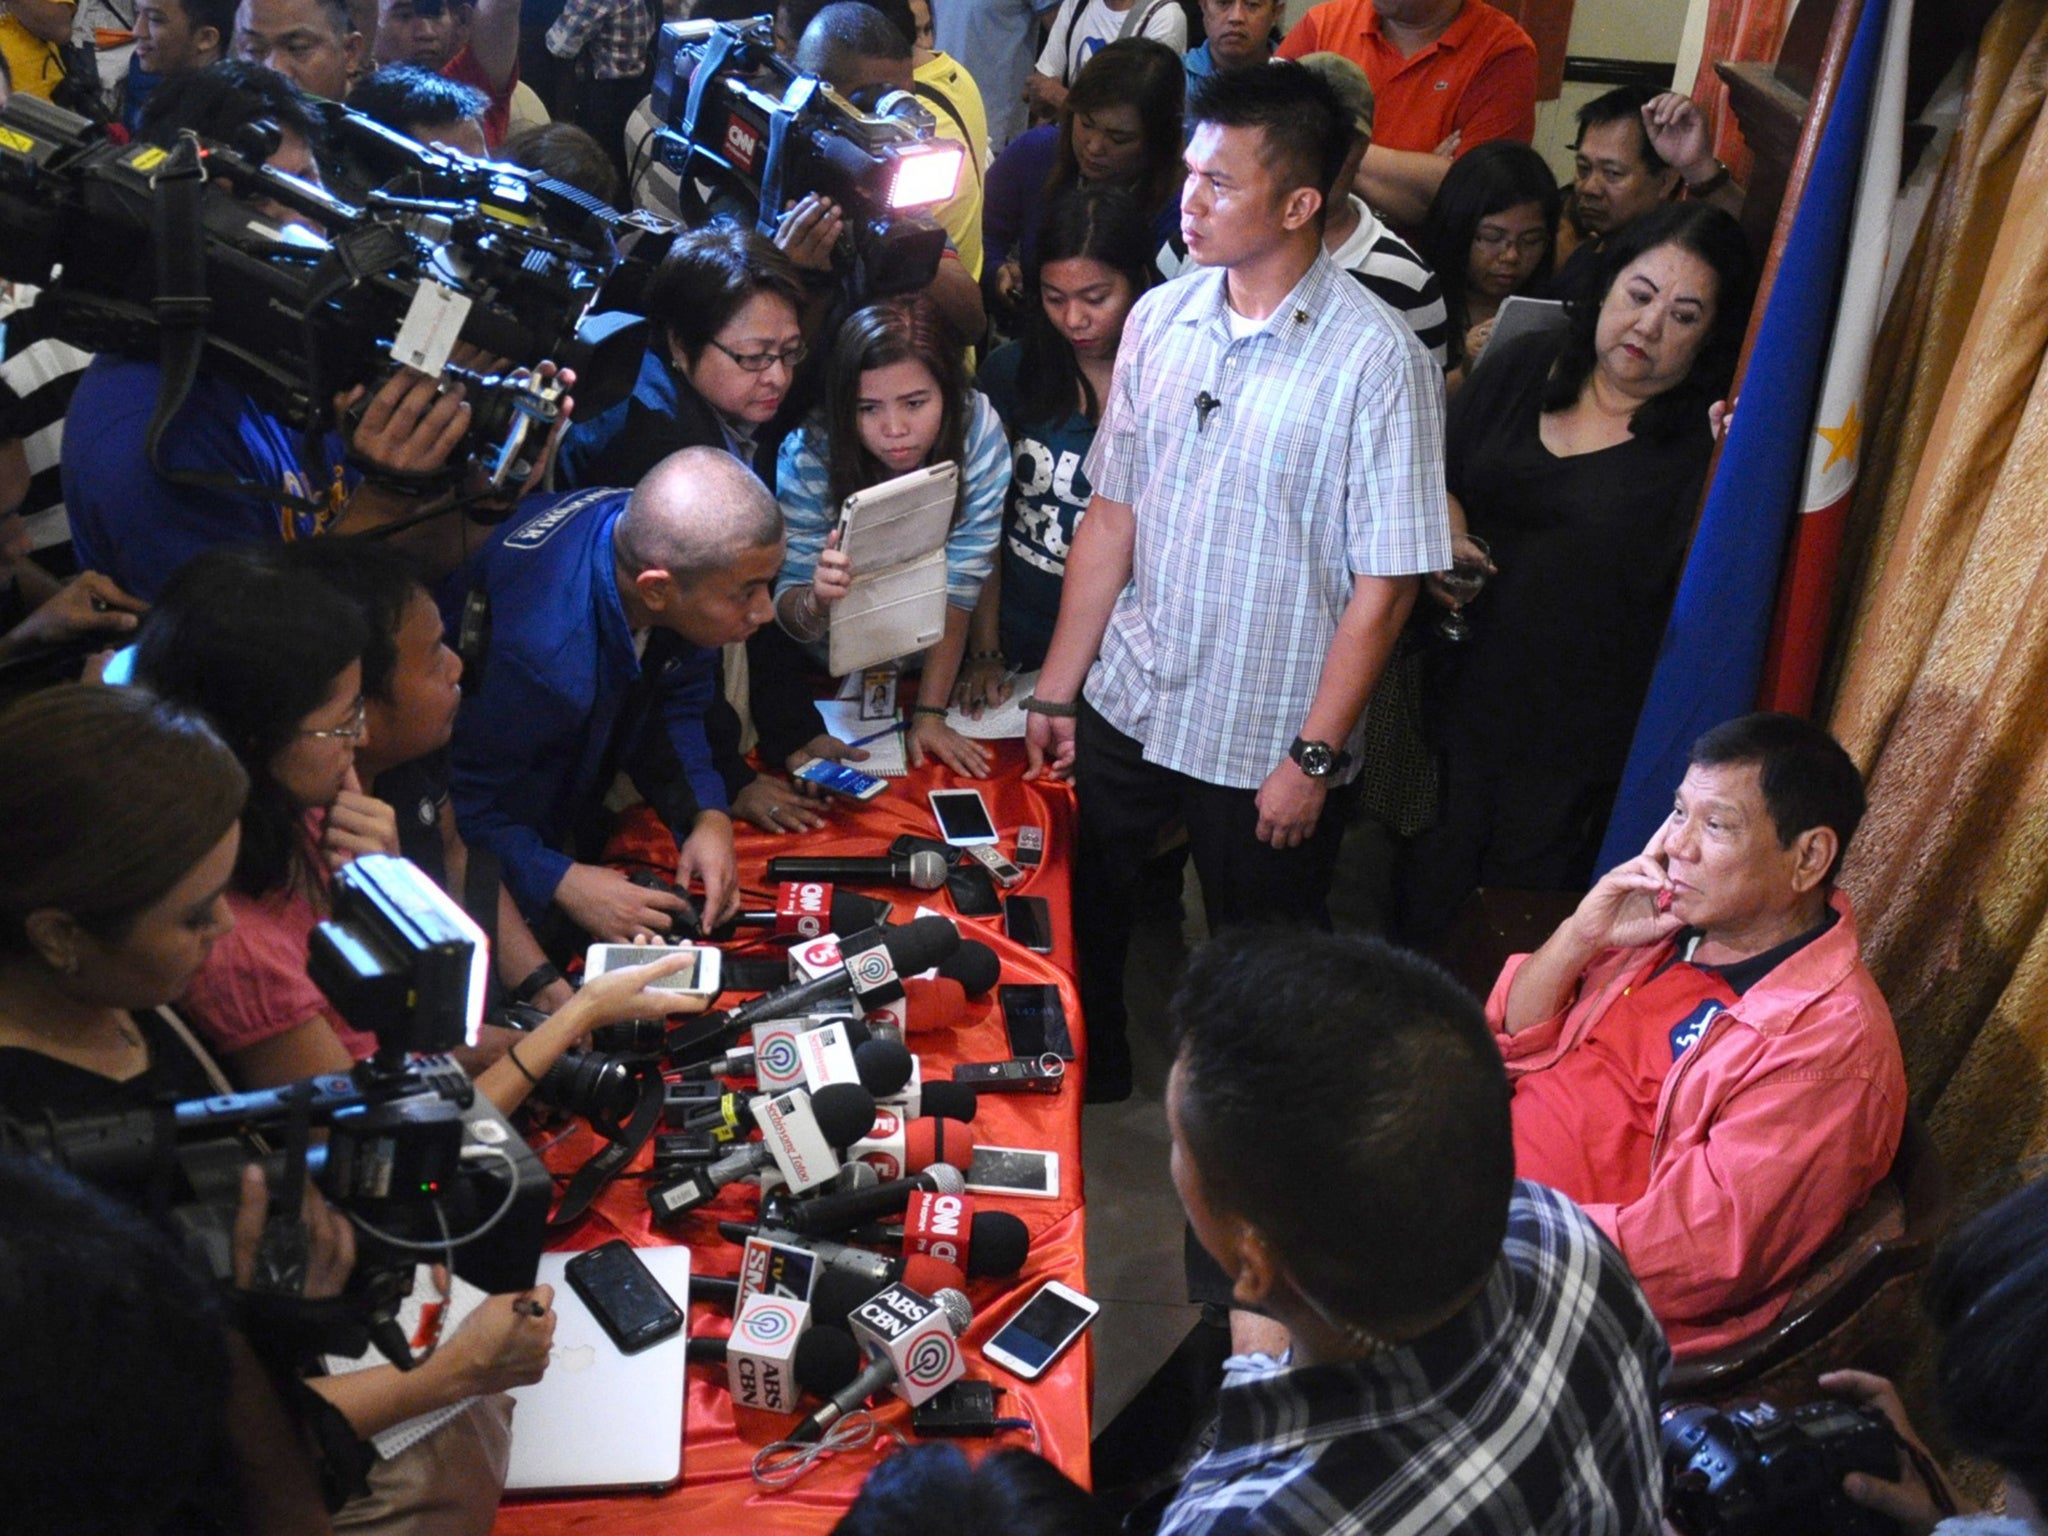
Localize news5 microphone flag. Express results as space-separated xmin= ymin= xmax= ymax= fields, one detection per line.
xmin=1596 ymin=0 xmax=1910 ymax=870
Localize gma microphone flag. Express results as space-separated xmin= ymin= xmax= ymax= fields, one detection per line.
xmin=1596 ymin=0 xmax=1901 ymax=871
xmin=1757 ymin=0 xmax=1915 ymax=715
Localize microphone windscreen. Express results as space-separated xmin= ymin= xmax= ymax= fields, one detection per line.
xmin=938 ymin=939 xmax=1001 ymax=997
xmin=964 ymin=1211 xmax=1030 ymax=1277
xmin=793 ymin=1325 xmax=864 ymax=1396
xmin=901 ymin=1254 xmax=967 ymax=1297
xmin=906 ymin=851 xmax=949 ymax=890
xmin=831 ymin=890 xmax=893 ymax=931
xmin=885 ymin=914 xmax=961 ymax=970
xmin=901 ymin=1115 xmax=976 ymax=1173
xmin=840 ymin=1017 xmax=871 ymax=1047
xmin=809 ymin=1082 xmax=880 ymax=1146
xmin=917 ymin=1080 xmax=978 ymax=1123
xmin=810 ymin=1268 xmax=882 ymax=1326
xmin=932 ymin=1286 xmax=974 ymax=1335
xmin=852 ymin=1037 xmax=913 ymax=1097
xmin=900 ymin=977 xmax=969 ymax=1034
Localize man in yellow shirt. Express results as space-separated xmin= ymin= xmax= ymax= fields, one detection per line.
xmin=1 ymin=0 xmax=76 ymax=101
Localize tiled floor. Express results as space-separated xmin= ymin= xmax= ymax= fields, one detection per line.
xmin=1082 ymin=816 xmax=1399 ymax=1430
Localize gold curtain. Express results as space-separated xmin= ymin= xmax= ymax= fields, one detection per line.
xmin=1823 ymin=0 xmax=2048 ymax=1215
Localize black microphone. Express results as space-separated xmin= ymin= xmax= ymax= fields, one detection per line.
xmin=716 ymin=886 xmax=894 ymax=940
xmin=936 ymin=939 xmax=1000 ymax=998
xmin=666 ymin=918 xmax=962 ymax=1063
xmin=686 ymin=1325 xmax=865 ymax=1400
xmin=765 ymin=851 xmax=950 ymax=890
xmin=648 ymin=1084 xmax=876 ymax=1221
xmin=789 ymin=1288 xmax=974 ymax=1442
xmin=1195 ymin=390 xmax=1223 ymax=429
xmin=783 ymin=1163 xmax=967 ymax=1237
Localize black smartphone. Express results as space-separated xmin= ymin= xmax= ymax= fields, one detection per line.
xmin=1002 ymin=894 xmax=1054 ymax=953
xmin=999 ymin=983 xmax=1073 ymax=1060
xmin=563 ymin=1240 xmax=686 ymax=1354
xmin=948 ymin=860 xmax=1003 ymax=916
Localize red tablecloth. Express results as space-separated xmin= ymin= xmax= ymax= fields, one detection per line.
xmin=492 ymin=742 xmax=1091 ymax=1534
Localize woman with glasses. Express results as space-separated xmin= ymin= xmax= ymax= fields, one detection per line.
xmin=131 ymin=543 xmax=691 ymax=1100
xmin=557 ymin=223 xmax=809 ymax=491
xmin=1416 ymin=141 xmax=1562 ymax=395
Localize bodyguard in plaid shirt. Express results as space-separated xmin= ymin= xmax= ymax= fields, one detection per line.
xmin=1160 ymin=928 xmax=1667 ymax=1536
xmin=1025 ymin=63 xmax=1450 ymax=1102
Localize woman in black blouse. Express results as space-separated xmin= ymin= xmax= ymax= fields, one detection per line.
xmin=1402 ymin=203 xmax=1754 ymax=945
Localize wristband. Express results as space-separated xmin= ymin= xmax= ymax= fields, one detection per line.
xmin=968 ymin=650 xmax=1004 ymax=662
xmin=506 ymin=1041 xmax=541 ymax=1086
xmin=1020 ymin=695 xmax=1079 ymax=718
xmin=512 ymin=961 xmax=563 ymax=1004
xmin=912 ymin=704 xmax=949 ymax=718
xmin=1685 ymin=161 xmax=1731 ymax=197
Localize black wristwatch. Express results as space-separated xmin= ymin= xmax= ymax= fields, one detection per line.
xmin=1289 ymin=737 xmax=1350 ymax=780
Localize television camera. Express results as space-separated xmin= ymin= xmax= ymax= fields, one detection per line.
xmin=1 ymin=856 xmax=553 ymax=1368
xmin=0 ymin=92 xmax=673 ymax=503
xmin=646 ymin=15 xmax=965 ymax=300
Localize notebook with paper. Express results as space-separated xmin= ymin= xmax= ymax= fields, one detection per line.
xmin=503 ymin=1246 xmax=692 ymax=1494
xmin=827 ymin=460 xmax=959 ymax=676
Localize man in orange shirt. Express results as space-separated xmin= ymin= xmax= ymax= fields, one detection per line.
xmin=1277 ymin=0 xmax=1534 ymax=228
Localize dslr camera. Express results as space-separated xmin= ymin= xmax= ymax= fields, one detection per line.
xmin=646 ymin=15 xmax=963 ymax=300
xmin=1662 ymin=1397 xmax=1904 ymax=1536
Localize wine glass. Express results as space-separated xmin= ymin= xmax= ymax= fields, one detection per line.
xmin=1436 ymin=535 xmax=1492 ymax=642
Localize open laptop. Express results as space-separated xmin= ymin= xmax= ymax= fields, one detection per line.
xmin=504 ymin=1246 xmax=692 ymax=1494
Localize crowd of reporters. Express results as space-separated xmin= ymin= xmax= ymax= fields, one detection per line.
xmin=2 ymin=0 xmax=2042 ymax=1532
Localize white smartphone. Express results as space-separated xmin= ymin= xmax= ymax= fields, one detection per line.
xmin=793 ymin=757 xmax=888 ymax=801
xmin=982 ymin=1279 xmax=1099 ymax=1380
xmin=964 ymin=1145 xmax=1060 ymax=1199
xmin=929 ymin=788 xmax=999 ymax=847
xmin=583 ymin=942 xmax=723 ymax=999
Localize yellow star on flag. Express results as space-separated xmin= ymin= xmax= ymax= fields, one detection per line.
xmin=1816 ymin=401 xmax=1862 ymax=473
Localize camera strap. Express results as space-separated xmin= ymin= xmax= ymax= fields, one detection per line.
xmin=546 ymin=1058 xmax=666 ymax=1230
xmin=143 ymin=134 xmax=333 ymax=517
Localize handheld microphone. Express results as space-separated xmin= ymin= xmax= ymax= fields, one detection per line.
xmin=765 ymin=852 xmax=949 ymax=891
xmin=937 ymin=939 xmax=1001 ymax=997
xmin=719 ymin=1220 xmax=966 ymax=1304
xmin=675 ymin=1017 xmax=872 ymax=1084
xmin=718 ymin=885 xmax=893 ymax=940
xmin=648 ymin=1083 xmax=875 ymax=1219
xmin=791 ymin=1285 xmax=973 ymax=1440
xmin=667 ymin=918 xmax=961 ymax=1062
xmin=685 ymin=1322 xmax=864 ymax=1397
xmin=808 ymin=1255 xmax=965 ymax=1327
xmin=851 ymin=1109 xmax=976 ymax=1181
xmin=783 ymin=1163 xmax=966 ymax=1237
xmin=903 ymin=1197 xmax=1030 ymax=1279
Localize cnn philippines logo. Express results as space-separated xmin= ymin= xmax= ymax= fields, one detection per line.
xmin=793 ymin=883 xmax=827 ymax=938
xmin=724 ymin=115 xmax=759 ymax=170
xmin=904 ymin=1331 xmax=958 ymax=1389
xmin=741 ymin=1301 xmax=802 ymax=1345
xmin=758 ymin=1035 xmax=801 ymax=1078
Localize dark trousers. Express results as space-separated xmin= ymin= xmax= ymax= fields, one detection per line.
xmin=571 ymin=70 xmax=650 ymax=185
xmin=1072 ymin=700 xmax=1354 ymax=1063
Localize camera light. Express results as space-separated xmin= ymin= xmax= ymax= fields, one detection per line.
xmin=886 ymin=143 xmax=962 ymax=209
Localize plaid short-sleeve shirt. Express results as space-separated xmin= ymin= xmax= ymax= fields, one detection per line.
xmin=1082 ymin=252 xmax=1450 ymax=789
xmin=1158 ymin=1182 xmax=1669 ymax=1536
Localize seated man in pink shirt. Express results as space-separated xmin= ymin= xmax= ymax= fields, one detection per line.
xmin=1490 ymin=711 xmax=1906 ymax=1359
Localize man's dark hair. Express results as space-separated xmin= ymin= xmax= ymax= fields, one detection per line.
xmin=174 ymin=0 xmax=244 ymax=53
xmin=1188 ymin=60 xmax=1349 ymax=220
xmin=1925 ymin=1172 xmax=2048 ymax=1513
xmin=139 ymin=57 xmax=326 ymax=152
xmin=284 ymin=538 xmax=429 ymax=700
xmin=834 ymin=1445 xmax=1118 ymax=1536
xmin=502 ymin=121 xmax=624 ymax=207
xmin=1170 ymin=929 xmax=1514 ymax=1336
xmin=347 ymin=62 xmax=487 ymax=134
xmin=1689 ymin=711 xmax=1865 ymax=884
xmin=0 ymin=1154 xmax=233 ymax=1536
xmin=797 ymin=0 xmax=911 ymax=79
xmin=861 ymin=0 xmax=918 ymax=50
xmin=1575 ymin=84 xmax=1663 ymax=171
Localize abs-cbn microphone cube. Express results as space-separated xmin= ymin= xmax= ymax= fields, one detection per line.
xmin=728 ymin=1293 xmax=809 ymax=1412
xmin=848 ymin=1283 xmax=966 ymax=1407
